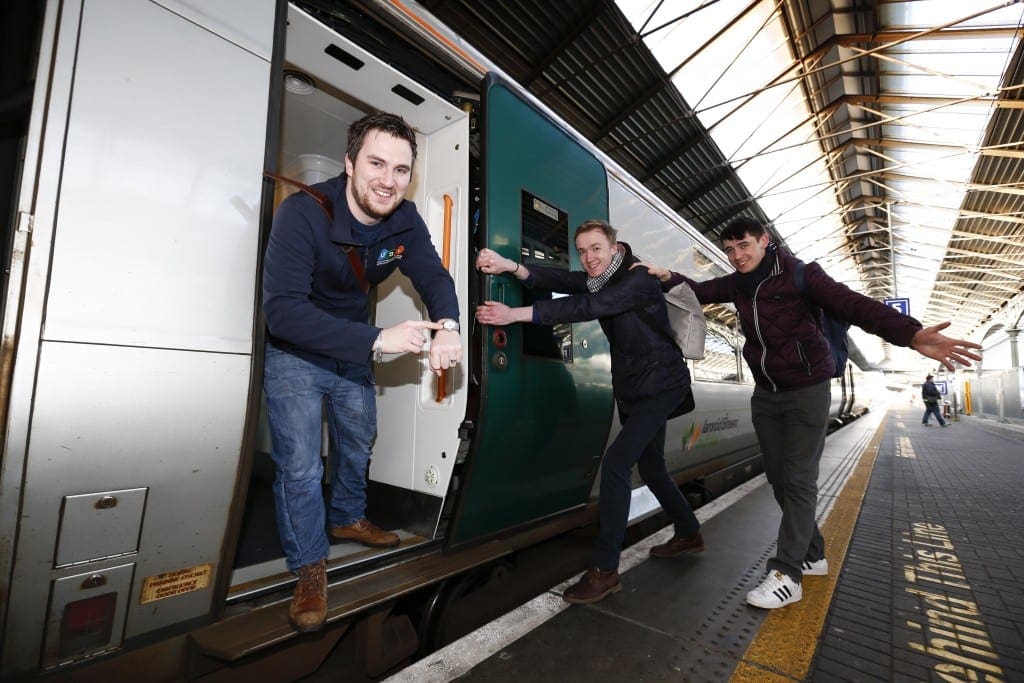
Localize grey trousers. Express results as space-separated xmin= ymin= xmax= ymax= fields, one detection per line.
xmin=751 ymin=380 xmax=831 ymax=583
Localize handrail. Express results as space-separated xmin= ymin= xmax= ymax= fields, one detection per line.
xmin=436 ymin=194 xmax=454 ymax=402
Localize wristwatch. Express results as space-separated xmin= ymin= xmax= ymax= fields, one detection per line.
xmin=372 ymin=332 xmax=384 ymax=363
xmin=439 ymin=319 xmax=460 ymax=332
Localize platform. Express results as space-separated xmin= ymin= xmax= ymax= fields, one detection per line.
xmin=387 ymin=405 xmax=1024 ymax=682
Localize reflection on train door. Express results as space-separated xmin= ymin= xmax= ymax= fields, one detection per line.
xmin=449 ymin=75 xmax=613 ymax=545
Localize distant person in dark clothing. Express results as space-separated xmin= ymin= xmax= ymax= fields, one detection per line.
xmin=921 ymin=374 xmax=948 ymax=427
xmin=639 ymin=216 xmax=981 ymax=609
xmin=475 ymin=220 xmax=703 ymax=605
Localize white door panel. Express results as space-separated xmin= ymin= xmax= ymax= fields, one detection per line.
xmin=153 ymin=0 xmax=275 ymax=59
xmin=44 ymin=0 xmax=270 ymax=353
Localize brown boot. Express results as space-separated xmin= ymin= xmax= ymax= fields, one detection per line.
xmin=562 ymin=567 xmax=620 ymax=604
xmin=650 ymin=531 xmax=705 ymax=558
xmin=330 ymin=518 xmax=400 ymax=548
xmin=289 ymin=559 xmax=326 ymax=632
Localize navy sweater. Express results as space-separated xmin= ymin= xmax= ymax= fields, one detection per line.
xmin=262 ymin=174 xmax=459 ymax=366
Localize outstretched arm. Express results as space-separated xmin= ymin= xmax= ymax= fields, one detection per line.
xmin=630 ymin=260 xmax=672 ymax=282
xmin=476 ymin=247 xmax=531 ymax=281
xmin=475 ymin=301 xmax=534 ymax=326
xmin=910 ymin=322 xmax=982 ymax=371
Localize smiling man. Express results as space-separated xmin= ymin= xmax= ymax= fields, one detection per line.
xmin=262 ymin=112 xmax=462 ymax=632
xmin=475 ymin=220 xmax=704 ymax=605
xmin=641 ymin=216 xmax=981 ymax=610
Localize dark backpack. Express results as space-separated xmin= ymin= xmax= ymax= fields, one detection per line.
xmin=793 ymin=261 xmax=850 ymax=379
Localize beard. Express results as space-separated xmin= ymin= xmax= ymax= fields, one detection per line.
xmin=352 ymin=185 xmax=401 ymax=222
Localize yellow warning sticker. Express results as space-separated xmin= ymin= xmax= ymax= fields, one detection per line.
xmin=140 ymin=563 xmax=213 ymax=604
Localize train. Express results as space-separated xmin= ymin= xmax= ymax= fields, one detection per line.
xmin=0 ymin=1 xmax=868 ymax=679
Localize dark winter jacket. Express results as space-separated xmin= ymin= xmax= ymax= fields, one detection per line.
xmin=666 ymin=244 xmax=922 ymax=392
xmin=526 ymin=243 xmax=690 ymax=404
xmin=921 ymin=380 xmax=942 ymax=404
xmin=262 ymin=174 xmax=459 ymax=366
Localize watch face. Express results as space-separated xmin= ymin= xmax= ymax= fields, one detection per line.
xmin=443 ymin=320 xmax=459 ymax=332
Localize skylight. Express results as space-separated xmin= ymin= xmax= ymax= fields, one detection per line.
xmin=617 ymin=0 xmax=1023 ymax=369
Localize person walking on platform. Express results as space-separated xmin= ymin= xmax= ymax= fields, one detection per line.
xmin=639 ymin=216 xmax=981 ymax=609
xmin=921 ymin=374 xmax=949 ymax=427
xmin=262 ymin=113 xmax=463 ymax=632
xmin=475 ymin=220 xmax=704 ymax=605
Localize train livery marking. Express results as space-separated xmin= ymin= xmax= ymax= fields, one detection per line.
xmin=682 ymin=414 xmax=743 ymax=451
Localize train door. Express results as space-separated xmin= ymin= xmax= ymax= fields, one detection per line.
xmin=449 ymin=76 xmax=613 ymax=545
xmin=0 ymin=1 xmax=275 ymax=675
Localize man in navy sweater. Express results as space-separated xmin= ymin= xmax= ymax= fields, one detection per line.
xmin=263 ymin=113 xmax=462 ymax=631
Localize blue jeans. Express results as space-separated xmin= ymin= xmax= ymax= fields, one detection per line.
xmin=264 ymin=343 xmax=377 ymax=571
xmin=592 ymin=385 xmax=701 ymax=571
xmin=922 ymin=402 xmax=945 ymax=426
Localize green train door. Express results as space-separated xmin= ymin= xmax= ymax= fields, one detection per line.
xmin=449 ymin=75 xmax=613 ymax=545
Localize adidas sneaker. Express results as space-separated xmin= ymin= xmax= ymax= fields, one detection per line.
xmin=746 ymin=570 xmax=802 ymax=609
xmin=801 ymin=557 xmax=829 ymax=576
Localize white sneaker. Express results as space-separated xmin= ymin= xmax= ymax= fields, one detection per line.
xmin=801 ymin=557 xmax=829 ymax=576
xmin=746 ymin=570 xmax=802 ymax=609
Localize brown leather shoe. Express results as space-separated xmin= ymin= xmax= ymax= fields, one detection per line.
xmin=650 ymin=531 xmax=705 ymax=558
xmin=562 ymin=567 xmax=620 ymax=604
xmin=330 ymin=518 xmax=400 ymax=548
xmin=289 ymin=559 xmax=326 ymax=632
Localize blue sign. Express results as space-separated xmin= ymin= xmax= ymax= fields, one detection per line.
xmin=935 ymin=381 xmax=948 ymax=396
xmin=884 ymin=297 xmax=909 ymax=315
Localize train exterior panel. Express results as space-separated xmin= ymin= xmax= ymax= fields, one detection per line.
xmin=2 ymin=0 xmax=275 ymax=672
xmin=0 ymin=1 xmax=861 ymax=678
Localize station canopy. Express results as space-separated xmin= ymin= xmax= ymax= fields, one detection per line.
xmin=413 ymin=0 xmax=1024 ymax=373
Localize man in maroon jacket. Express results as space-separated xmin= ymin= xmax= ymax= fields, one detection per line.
xmin=642 ymin=216 xmax=981 ymax=609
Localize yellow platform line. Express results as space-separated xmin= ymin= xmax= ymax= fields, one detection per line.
xmin=730 ymin=417 xmax=888 ymax=682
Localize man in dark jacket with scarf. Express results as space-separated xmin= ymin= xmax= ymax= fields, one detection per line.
xmin=475 ymin=220 xmax=704 ymax=604
xmin=643 ymin=216 xmax=981 ymax=609
xmin=263 ymin=113 xmax=462 ymax=632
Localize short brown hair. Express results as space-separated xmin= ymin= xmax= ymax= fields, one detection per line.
xmin=346 ymin=112 xmax=418 ymax=164
xmin=574 ymin=219 xmax=617 ymax=244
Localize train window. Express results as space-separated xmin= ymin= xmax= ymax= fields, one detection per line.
xmin=520 ymin=191 xmax=573 ymax=362
xmin=691 ymin=325 xmax=745 ymax=382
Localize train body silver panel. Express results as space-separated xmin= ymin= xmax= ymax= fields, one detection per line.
xmin=1 ymin=0 xmax=273 ymax=673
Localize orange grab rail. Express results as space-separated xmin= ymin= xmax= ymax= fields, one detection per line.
xmin=436 ymin=194 xmax=454 ymax=402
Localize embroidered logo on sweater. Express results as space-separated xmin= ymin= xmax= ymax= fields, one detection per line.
xmin=377 ymin=245 xmax=405 ymax=266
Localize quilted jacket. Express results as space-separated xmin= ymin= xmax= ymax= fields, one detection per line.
xmin=527 ymin=243 xmax=690 ymax=404
xmin=666 ymin=244 xmax=922 ymax=392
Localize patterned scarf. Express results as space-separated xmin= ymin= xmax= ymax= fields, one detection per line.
xmin=586 ymin=245 xmax=626 ymax=293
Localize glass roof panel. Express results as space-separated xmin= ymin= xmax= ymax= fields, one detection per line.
xmin=881 ymin=1 xmax=1024 ymax=28
xmin=616 ymin=0 xmax=1024 ymax=353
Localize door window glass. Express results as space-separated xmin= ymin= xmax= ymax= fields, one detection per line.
xmin=520 ymin=191 xmax=572 ymax=362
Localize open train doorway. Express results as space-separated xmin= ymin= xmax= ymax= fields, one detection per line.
xmin=227 ymin=4 xmax=472 ymax=599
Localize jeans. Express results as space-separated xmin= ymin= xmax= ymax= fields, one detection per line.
xmin=922 ymin=402 xmax=945 ymax=426
xmin=264 ymin=343 xmax=377 ymax=571
xmin=592 ymin=385 xmax=701 ymax=571
xmin=751 ymin=380 xmax=831 ymax=583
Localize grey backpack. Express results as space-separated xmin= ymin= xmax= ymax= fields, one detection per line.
xmin=663 ymin=281 xmax=707 ymax=360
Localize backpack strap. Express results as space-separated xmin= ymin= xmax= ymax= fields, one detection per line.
xmin=263 ymin=171 xmax=369 ymax=293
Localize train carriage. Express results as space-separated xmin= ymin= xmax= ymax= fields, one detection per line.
xmin=0 ymin=1 xmax=861 ymax=679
